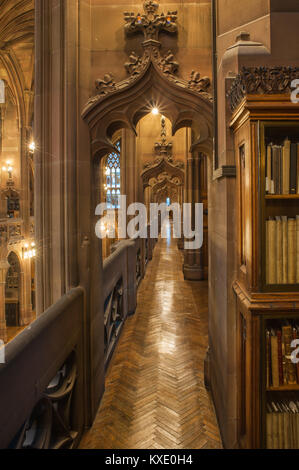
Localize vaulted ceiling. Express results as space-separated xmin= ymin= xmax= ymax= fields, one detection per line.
xmin=0 ymin=0 xmax=34 ymax=126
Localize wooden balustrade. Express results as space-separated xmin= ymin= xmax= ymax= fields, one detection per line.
xmin=0 ymin=287 xmax=85 ymax=449
xmin=103 ymin=233 xmax=157 ymax=367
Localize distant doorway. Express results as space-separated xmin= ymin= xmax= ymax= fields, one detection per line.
xmin=5 ymin=252 xmax=21 ymax=327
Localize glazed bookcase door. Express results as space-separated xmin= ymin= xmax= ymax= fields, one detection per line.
xmin=259 ymin=121 xmax=299 ymax=293
xmin=260 ymin=312 xmax=299 ymax=449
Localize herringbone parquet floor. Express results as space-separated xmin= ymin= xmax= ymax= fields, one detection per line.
xmin=80 ymin=228 xmax=222 ymax=449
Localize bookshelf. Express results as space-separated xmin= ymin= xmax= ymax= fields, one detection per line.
xmin=231 ymin=94 xmax=299 ymax=449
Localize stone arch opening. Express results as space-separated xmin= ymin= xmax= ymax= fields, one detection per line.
xmin=5 ymin=251 xmax=21 ymax=327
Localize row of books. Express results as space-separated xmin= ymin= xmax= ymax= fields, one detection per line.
xmin=266 ymin=325 xmax=299 ymax=388
xmin=266 ymin=216 xmax=299 ymax=285
xmin=266 ymin=140 xmax=299 ymax=195
xmin=267 ymin=397 xmax=299 ymax=449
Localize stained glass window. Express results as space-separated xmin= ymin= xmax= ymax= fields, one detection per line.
xmin=104 ymin=140 xmax=121 ymax=209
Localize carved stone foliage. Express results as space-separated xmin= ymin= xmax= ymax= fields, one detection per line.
xmin=188 ymin=70 xmax=211 ymax=93
xmin=124 ymin=1 xmax=177 ymax=41
xmin=228 ymin=66 xmax=299 ymax=111
xmin=95 ymin=73 xmax=116 ymax=96
xmin=124 ymin=51 xmax=144 ymax=76
xmin=157 ymin=50 xmax=179 ymax=75
xmin=10 ymin=352 xmax=78 ymax=449
xmin=104 ymin=278 xmax=124 ymax=365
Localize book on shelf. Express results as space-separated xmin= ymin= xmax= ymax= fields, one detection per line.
xmin=266 ymin=395 xmax=299 ymax=449
xmin=266 ymin=139 xmax=299 ymax=195
xmin=266 ymin=216 xmax=299 ymax=285
xmin=266 ymin=324 xmax=298 ymax=388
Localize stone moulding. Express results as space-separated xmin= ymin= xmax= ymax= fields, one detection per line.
xmin=228 ymin=66 xmax=299 ymax=111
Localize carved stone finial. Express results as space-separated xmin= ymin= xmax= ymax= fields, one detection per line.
xmin=154 ymin=115 xmax=173 ymax=157
xmin=144 ymin=0 xmax=159 ymax=15
xmin=124 ymin=1 xmax=177 ymax=43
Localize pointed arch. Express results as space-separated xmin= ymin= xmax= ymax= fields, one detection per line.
xmin=82 ymin=56 xmax=213 ymax=160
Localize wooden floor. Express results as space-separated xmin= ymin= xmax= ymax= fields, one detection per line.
xmin=80 ymin=228 xmax=222 ymax=449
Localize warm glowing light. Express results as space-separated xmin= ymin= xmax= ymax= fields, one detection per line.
xmin=2 ymin=162 xmax=13 ymax=177
xmin=23 ymin=241 xmax=36 ymax=259
xmin=152 ymin=107 xmax=159 ymax=115
xmin=29 ymin=142 xmax=36 ymax=152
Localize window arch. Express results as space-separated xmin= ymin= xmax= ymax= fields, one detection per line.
xmin=0 ymin=79 xmax=5 ymax=104
xmin=104 ymin=140 xmax=121 ymax=209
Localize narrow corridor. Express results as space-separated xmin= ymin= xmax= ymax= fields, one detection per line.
xmin=80 ymin=228 xmax=222 ymax=449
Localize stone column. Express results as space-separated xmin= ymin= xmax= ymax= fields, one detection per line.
xmin=183 ymin=152 xmax=204 ymax=281
xmin=0 ymin=259 xmax=9 ymax=343
xmin=19 ymin=259 xmax=33 ymax=326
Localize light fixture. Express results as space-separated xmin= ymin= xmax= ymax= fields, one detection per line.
xmin=23 ymin=242 xmax=36 ymax=260
xmin=2 ymin=161 xmax=13 ymax=179
xmin=152 ymin=107 xmax=159 ymax=116
xmin=29 ymin=141 xmax=36 ymax=153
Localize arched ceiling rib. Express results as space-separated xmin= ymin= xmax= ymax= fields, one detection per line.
xmin=0 ymin=0 xmax=34 ymax=127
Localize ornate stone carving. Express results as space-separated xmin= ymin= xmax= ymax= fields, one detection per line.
xmin=11 ymin=352 xmax=78 ymax=449
xmin=188 ymin=70 xmax=211 ymax=93
xmin=95 ymin=73 xmax=116 ymax=95
xmin=104 ymin=278 xmax=124 ymax=364
xmin=82 ymin=0 xmax=213 ymax=159
xmin=124 ymin=1 xmax=177 ymax=42
xmin=0 ymin=225 xmax=8 ymax=247
xmin=124 ymin=51 xmax=144 ymax=75
xmin=228 ymin=66 xmax=299 ymax=111
xmin=142 ymin=117 xmax=184 ymax=189
xmin=157 ymin=50 xmax=179 ymax=75
xmin=9 ymin=224 xmax=21 ymax=239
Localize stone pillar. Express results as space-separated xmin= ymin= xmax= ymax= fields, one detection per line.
xmin=35 ymin=0 xmax=80 ymax=314
xmin=19 ymin=260 xmax=33 ymax=326
xmin=0 ymin=259 xmax=8 ymax=343
xmin=183 ymin=152 xmax=204 ymax=281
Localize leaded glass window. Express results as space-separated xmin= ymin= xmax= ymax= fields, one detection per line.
xmin=104 ymin=140 xmax=121 ymax=209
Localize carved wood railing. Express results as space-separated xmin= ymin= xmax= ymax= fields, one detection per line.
xmin=0 ymin=287 xmax=85 ymax=449
xmin=104 ymin=277 xmax=124 ymax=366
xmin=102 ymin=235 xmax=157 ymax=367
xmin=136 ymin=247 xmax=142 ymax=287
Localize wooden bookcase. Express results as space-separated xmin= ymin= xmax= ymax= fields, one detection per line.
xmin=231 ymin=95 xmax=299 ymax=449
